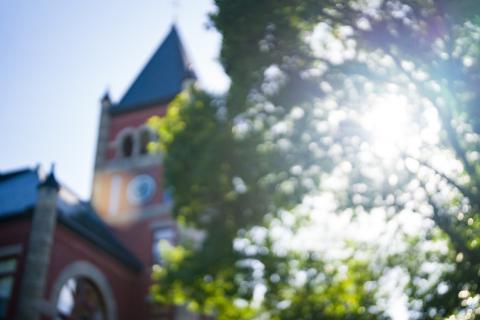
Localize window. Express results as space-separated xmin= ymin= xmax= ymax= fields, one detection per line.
xmin=116 ymin=126 xmax=157 ymax=159
xmin=116 ymin=129 xmax=136 ymax=159
xmin=0 ymin=258 xmax=17 ymax=319
xmin=121 ymin=133 xmax=134 ymax=158
xmin=56 ymin=277 xmax=106 ymax=320
xmin=152 ymin=227 xmax=175 ymax=264
xmin=139 ymin=128 xmax=153 ymax=155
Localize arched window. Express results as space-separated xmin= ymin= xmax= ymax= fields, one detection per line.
xmin=116 ymin=128 xmax=137 ymax=159
xmin=116 ymin=126 xmax=156 ymax=159
xmin=138 ymin=128 xmax=152 ymax=155
xmin=121 ymin=134 xmax=134 ymax=158
xmin=56 ymin=277 xmax=106 ymax=320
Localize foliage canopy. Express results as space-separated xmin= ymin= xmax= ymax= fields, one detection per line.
xmin=150 ymin=1 xmax=480 ymax=319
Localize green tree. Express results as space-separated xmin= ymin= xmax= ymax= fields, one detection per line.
xmin=151 ymin=1 xmax=480 ymax=319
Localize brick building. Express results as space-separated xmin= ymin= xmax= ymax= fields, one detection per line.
xmin=0 ymin=25 xmax=196 ymax=320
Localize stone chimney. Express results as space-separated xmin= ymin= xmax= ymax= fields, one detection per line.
xmin=17 ymin=166 xmax=59 ymax=320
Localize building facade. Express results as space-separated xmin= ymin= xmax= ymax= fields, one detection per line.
xmin=0 ymin=25 xmax=196 ymax=320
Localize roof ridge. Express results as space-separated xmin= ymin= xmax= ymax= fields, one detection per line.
xmin=0 ymin=167 xmax=35 ymax=182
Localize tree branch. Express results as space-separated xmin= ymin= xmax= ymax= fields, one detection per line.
xmin=424 ymin=187 xmax=480 ymax=266
xmin=405 ymin=154 xmax=480 ymax=210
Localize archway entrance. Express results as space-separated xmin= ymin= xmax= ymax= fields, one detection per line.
xmin=56 ymin=277 xmax=106 ymax=320
xmin=51 ymin=261 xmax=116 ymax=320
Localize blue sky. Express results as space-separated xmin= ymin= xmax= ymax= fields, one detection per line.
xmin=0 ymin=0 xmax=229 ymax=199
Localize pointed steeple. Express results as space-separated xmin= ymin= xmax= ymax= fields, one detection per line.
xmin=101 ymin=90 xmax=112 ymax=109
xmin=113 ymin=25 xmax=195 ymax=112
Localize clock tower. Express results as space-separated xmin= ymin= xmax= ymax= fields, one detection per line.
xmin=91 ymin=25 xmax=195 ymax=318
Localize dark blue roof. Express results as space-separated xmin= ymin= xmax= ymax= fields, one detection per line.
xmin=0 ymin=168 xmax=142 ymax=271
xmin=113 ymin=25 xmax=195 ymax=112
xmin=0 ymin=168 xmax=38 ymax=216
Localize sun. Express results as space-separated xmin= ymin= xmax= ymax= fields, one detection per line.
xmin=362 ymin=94 xmax=411 ymax=160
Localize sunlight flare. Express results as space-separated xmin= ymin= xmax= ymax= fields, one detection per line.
xmin=362 ymin=94 xmax=411 ymax=159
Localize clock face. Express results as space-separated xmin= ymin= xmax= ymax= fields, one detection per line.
xmin=127 ymin=174 xmax=156 ymax=205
